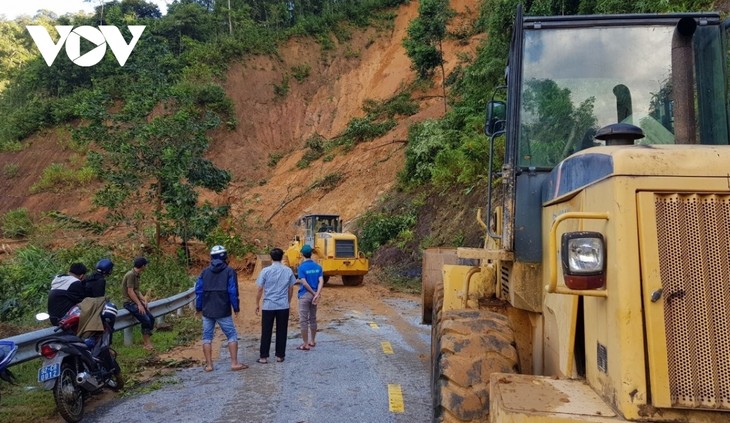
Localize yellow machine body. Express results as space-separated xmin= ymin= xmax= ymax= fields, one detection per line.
xmin=283 ymin=214 xmax=368 ymax=285
xmin=435 ymin=146 xmax=730 ymax=422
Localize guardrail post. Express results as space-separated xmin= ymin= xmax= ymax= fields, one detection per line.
xmin=156 ymin=315 xmax=165 ymax=325
xmin=123 ymin=328 xmax=133 ymax=346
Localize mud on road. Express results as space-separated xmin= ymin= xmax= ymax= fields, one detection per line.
xmin=78 ymin=278 xmax=431 ymax=423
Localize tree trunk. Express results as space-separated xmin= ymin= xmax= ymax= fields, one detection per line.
xmin=439 ymin=39 xmax=447 ymax=114
xmin=228 ymin=0 xmax=233 ymax=35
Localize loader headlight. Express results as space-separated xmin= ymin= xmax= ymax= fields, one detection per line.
xmin=561 ymin=232 xmax=606 ymax=290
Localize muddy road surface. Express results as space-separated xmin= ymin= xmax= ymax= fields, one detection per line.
xmin=81 ymin=280 xmax=431 ymax=423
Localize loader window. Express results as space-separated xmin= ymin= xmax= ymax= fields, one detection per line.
xmin=518 ymin=22 xmax=728 ymax=169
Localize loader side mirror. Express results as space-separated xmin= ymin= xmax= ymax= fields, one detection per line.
xmin=485 ymin=100 xmax=506 ymax=136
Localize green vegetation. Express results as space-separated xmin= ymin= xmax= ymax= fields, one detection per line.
xmin=297 ymin=134 xmax=327 ymax=168
xmin=0 ymin=243 xmax=192 ymax=323
xmin=290 ymin=64 xmax=312 ymax=82
xmin=402 ymin=0 xmax=452 ymax=79
xmin=267 ymin=152 xmax=285 ymax=167
xmin=359 ymin=207 xmax=417 ymax=254
xmin=2 ymin=163 xmax=19 ymax=178
xmin=29 ymin=163 xmax=95 ymax=193
xmin=1 ymin=208 xmax=33 ymax=239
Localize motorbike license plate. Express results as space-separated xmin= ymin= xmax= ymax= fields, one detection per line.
xmin=38 ymin=362 xmax=61 ymax=382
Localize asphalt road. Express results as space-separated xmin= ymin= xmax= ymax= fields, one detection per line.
xmin=84 ymin=297 xmax=431 ymax=423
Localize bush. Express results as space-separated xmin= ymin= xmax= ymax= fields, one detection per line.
xmin=30 ymin=163 xmax=96 ymax=194
xmin=3 ymin=163 xmax=19 ymax=178
xmin=343 ymin=116 xmax=396 ymax=143
xmin=359 ymin=210 xmax=417 ymax=253
xmin=268 ymin=152 xmax=284 ymax=167
xmin=1 ymin=208 xmax=33 ymax=239
xmin=290 ymin=64 xmax=312 ymax=82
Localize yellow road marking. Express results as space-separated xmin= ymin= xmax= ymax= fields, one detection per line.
xmin=381 ymin=341 xmax=394 ymax=354
xmin=388 ymin=384 xmax=404 ymax=413
xmin=368 ymin=322 xmax=379 ymax=329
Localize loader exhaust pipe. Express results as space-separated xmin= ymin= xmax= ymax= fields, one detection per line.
xmin=672 ymin=17 xmax=697 ymax=144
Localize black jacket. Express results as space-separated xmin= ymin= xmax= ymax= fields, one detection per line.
xmin=83 ymin=271 xmax=107 ymax=298
xmin=195 ymin=259 xmax=239 ymax=319
xmin=47 ymin=274 xmax=85 ymax=326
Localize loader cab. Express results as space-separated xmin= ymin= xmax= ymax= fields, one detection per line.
xmin=481 ymin=8 xmax=730 ymax=421
xmin=300 ymin=214 xmax=342 ymax=247
xmin=486 ymin=9 xmax=730 ymax=262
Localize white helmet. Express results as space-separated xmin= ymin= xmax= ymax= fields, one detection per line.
xmin=210 ymin=245 xmax=227 ymax=260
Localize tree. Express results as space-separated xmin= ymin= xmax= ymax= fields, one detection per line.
xmin=402 ymin=0 xmax=453 ymax=111
xmin=78 ymin=84 xmax=232 ymax=261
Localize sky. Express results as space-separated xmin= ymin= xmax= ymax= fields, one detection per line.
xmin=1 ymin=0 xmax=172 ymax=20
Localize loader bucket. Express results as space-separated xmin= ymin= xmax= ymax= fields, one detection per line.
xmin=421 ymin=248 xmax=458 ymax=324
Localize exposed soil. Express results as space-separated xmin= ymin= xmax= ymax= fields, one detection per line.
xmin=0 ymin=0 xmax=484 ymax=255
xmin=5 ymin=0 xmax=484 ymax=418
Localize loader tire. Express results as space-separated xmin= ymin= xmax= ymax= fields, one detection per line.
xmin=433 ymin=309 xmax=519 ymax=423
xmin=430 ymin=282 xmax=444 ymax=389
xmin=342 ymin=275 xmax=363 ymax=286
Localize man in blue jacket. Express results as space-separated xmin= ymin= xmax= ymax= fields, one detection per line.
xmin=195 ymin=245 xmax=247 ymax=372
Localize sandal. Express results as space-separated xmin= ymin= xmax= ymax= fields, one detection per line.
xmin=296 ymin=345 xmax=310 ymax=351
xmin=256 ymin=358 xmax=268 ymax=364
xmin=204 ymin=365 xmax=214 ymax=372
xmin=231 ymin=363 xmax=248 ymax=371
xmin=276 ymin=357 xmax=285 ymax=362
xmin=308 ymin=342 xmax=316 ymax=348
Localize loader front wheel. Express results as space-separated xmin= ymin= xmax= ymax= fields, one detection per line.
xmin=433 ymin=309 xmax=519 ymax=422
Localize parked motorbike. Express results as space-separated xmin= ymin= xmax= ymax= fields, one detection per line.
xmin=0 ymin=340 xmax=18 ymax=403
xmin=36 ymin=301 xmax=123 ymax=423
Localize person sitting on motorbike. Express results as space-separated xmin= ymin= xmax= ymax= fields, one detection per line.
xmin=47 ymin=263 xmax=87 ymax=326
xmin=83 ymin=258 xmax=114 ymax=298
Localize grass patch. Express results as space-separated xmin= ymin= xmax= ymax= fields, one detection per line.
xmin=290 ymin=64 xmax=311 ymax=83
xmin=3 ymin=163 xmax=19 ymax=178
xmin=1 ymin=208 xmax=33 ymax=239
xmin=370 ymin=266 xmax=421 ymax=294
xmin=29 ymin=163 xmax=95 ymax=194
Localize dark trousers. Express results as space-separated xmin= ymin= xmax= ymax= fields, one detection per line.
xmin=124 ymin=302 xmax=155 ymax=335
xmin=260 ymin=308 xmax=289 ymax=359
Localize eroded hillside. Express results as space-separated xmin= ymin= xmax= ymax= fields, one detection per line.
xmin=0 ymin=0 xmax=484 ymax=253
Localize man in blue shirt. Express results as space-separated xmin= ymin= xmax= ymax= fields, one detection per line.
xmin=296 ymin=244 xmax=323 ymax=350
xmin=255 ymin=248 xmax=296 ymax=363
xmin=195 ymin=245 xmax=247 ymax=372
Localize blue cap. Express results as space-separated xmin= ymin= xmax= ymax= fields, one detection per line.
xmin=301 ymin=244 xmax=313 ymax=255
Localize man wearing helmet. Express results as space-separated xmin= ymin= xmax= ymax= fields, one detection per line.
xmin=195 ymin=245 xmax=247 ymax=372
xmin=84 ymin=258 xmax=114 ymax=298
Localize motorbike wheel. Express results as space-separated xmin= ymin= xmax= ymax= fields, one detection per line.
xmin=53 ymin=362 xmax=84 ymax=423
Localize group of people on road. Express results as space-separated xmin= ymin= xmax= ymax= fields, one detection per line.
xmin=47 ymin=241 xmax=325 ymax=371
xmin=47 ymin=256 xmax=155 ymax=349
xmin=196 ymin=243 xmax=323 ymax=370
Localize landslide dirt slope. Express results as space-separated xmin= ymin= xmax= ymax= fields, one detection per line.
xmin=0 ymin=0 xmax=484 ymax=252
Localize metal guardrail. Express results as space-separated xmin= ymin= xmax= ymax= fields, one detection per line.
xmin=3 ymin=287 xmax=196 ymax=367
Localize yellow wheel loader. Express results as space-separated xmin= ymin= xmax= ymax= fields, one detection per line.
xmin=283 ymin=214 xmax=368 ymax=286
xmin=426 ymin=6 xmax=730 ymax=422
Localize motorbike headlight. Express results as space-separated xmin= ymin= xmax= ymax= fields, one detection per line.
xmin=561 ymin=232 xmax=606 ymax=290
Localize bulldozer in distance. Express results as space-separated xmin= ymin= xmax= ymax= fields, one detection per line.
xmin=425 ymin=6 xmax=730 ymax=423
xmin=280 ymin=214 xmax=368 ymax=286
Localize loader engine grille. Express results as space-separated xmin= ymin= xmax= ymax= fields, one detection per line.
xmin=655 ymin=193 xmax=730 ymax=410
xmin=335 ymin=240 xmax=355 ymax=258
